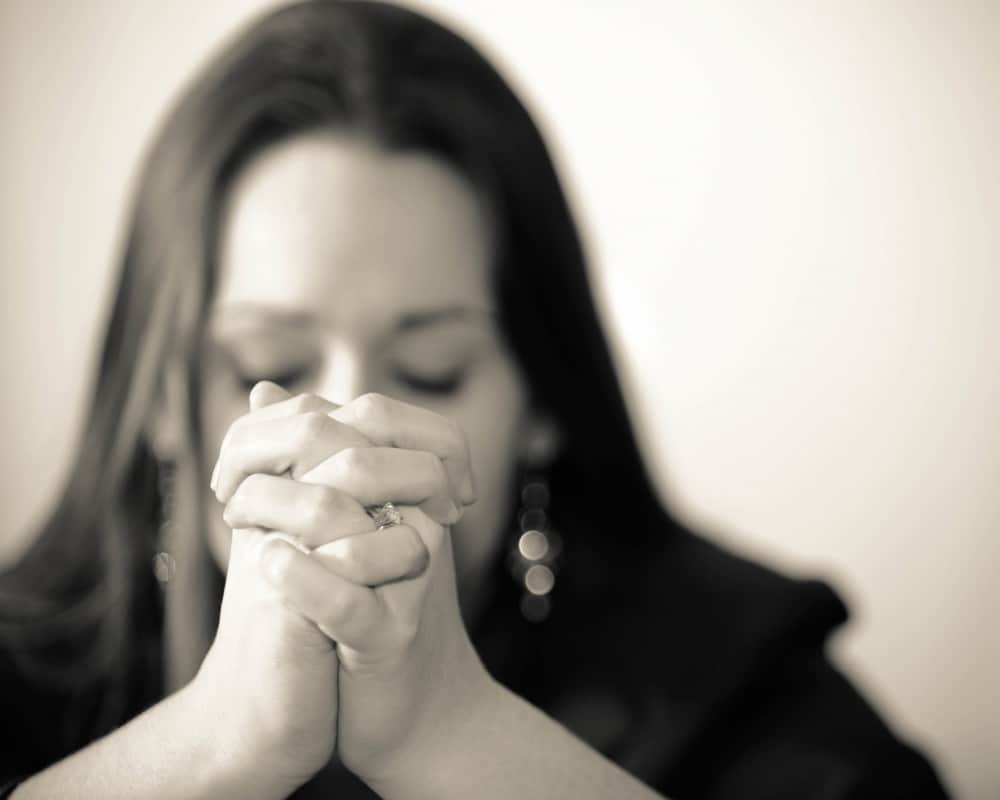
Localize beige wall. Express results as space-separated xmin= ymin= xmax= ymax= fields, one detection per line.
xmin=1 ymin=1 xmax=997 ymax=796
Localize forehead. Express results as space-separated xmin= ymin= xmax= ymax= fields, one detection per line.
xmin=214 ymin=131 xmax=495 ymax=328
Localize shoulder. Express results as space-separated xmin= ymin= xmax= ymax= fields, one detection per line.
xmin=639 ymin=528 xmax=850 ymax=663
xmin=566 ymin=523 xmax=849 ymax=675
xmin=0 ymin=561 xmax=164 ymax=782
xmin=0 ymin=647 xmax=77 ymax=781
xmin=558 ymin=524 xmax=949 ymax=797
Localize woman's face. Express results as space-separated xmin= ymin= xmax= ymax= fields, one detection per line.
xmin=200 ymin=131 xmax=537 ymax=611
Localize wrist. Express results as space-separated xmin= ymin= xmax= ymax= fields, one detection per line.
xmin=366 ymin=663 xmax=503 ymax=799
xmin=171 ymin=682 xmax=253 ymax=799
xmin=181 ymin=672 xmax=303 ymax=800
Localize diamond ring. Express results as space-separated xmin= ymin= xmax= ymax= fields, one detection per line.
xmin=366 ymin=501 xmax=403 ymax=530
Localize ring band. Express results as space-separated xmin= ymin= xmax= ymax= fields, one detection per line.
xmin=366 ymin=501 xmax=402 ymax=530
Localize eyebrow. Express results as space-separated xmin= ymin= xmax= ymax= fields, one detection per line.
xmin=212 ymin=303 xmax=495 ymax=332
xmin=396 ymin=306 xmax=495 ymax=332
xmin=212 ymin=304 xmax=315 ymax=325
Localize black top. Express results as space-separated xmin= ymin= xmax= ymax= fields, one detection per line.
xmin=0 ymin=525 xmax=950 ymax=798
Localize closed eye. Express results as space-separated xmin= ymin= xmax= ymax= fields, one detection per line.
xmin=395 ymin=370 xmax=464 ymax=396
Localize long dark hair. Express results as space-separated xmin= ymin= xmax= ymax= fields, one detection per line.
xmin=1 ymin=0 xmax=683 ymax=754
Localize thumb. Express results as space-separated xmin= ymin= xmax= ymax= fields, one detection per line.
xmin=249 ymin=380 xmax=291 ymax=412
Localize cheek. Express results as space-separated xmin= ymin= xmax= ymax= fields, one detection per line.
xmin=446 ymin=362 xmax=527 ymax=582
xmin=199 ymin=370 xmax=249 ymax=573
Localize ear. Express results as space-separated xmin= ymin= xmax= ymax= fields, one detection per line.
xmin=517 ymin=409 xmax=563 ymax=469
xmin=145 ymin=358 xmax=187 ymax=461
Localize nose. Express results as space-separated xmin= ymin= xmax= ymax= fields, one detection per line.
xmin=313 ymin=339 xmax=372 ymax=407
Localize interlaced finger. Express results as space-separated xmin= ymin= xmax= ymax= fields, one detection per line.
xmin=224 ymin=473 xmax=374 ymax=549
xmin=212 ymin=411 xmax=371 ymax=503
xmin=331 ymin=393 xmax=476 ymax=505
xmin=257 ymin=536 xmax=391 ymax=651
xmin=301 ymin=446 xmax=460 ymax=526
xmin=311 ymin=524 xmax=430 ymax=586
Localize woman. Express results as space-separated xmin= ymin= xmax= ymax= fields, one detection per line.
xmin=0 ymin=1 xmax=948 ymax=797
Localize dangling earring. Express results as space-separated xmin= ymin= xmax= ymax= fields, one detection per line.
xmin=506 ymin=472 xmax=563 ymax=622
xmin=153 ymin=460 xmax=177 ymax=589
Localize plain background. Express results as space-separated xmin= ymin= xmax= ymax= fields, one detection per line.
xmin=1 ymin=1 xmax=997 ymax=796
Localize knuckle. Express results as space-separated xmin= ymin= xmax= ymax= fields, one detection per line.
xmin=305 ymin=486 xmax=336 ymax=527
xmin=228 ymin=478 xmax=251 ymax=510
xmin=289 ymin=394 xmax=317 ymax=414
xmin=259 ymin=538 xmax=294 ymax=581
xmin=241 ymin=472 xmax=269 ymax=496
xmin=222 ymin=502 xmax=239 ymax=528
xmin=404 ymin=527 xmax=430 ymax=575
xmin=296 ymin=410 xmax=328 ymax=443
xmin=329 ymin=536 xmax=360 ymax=568
xmin=354 ymin=392 xmax=387 ymax=421
xmin=226 ymin=487 xmax=245 ymax=518
xmin=324 ymin=589 xmax=358 ymax=626
xmin=320 ymin=449 xmax=352 ymax=486
xmin=337 ymin=446 xmax=367 ymax=476
xmin=228 ymin=475 xmax=262 ymax=517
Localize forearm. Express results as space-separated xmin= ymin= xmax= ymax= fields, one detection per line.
xmin=13 ymin=684 xmax=286 ymax=800
xmin=370 ymin=678 xmax=666 ymax=800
